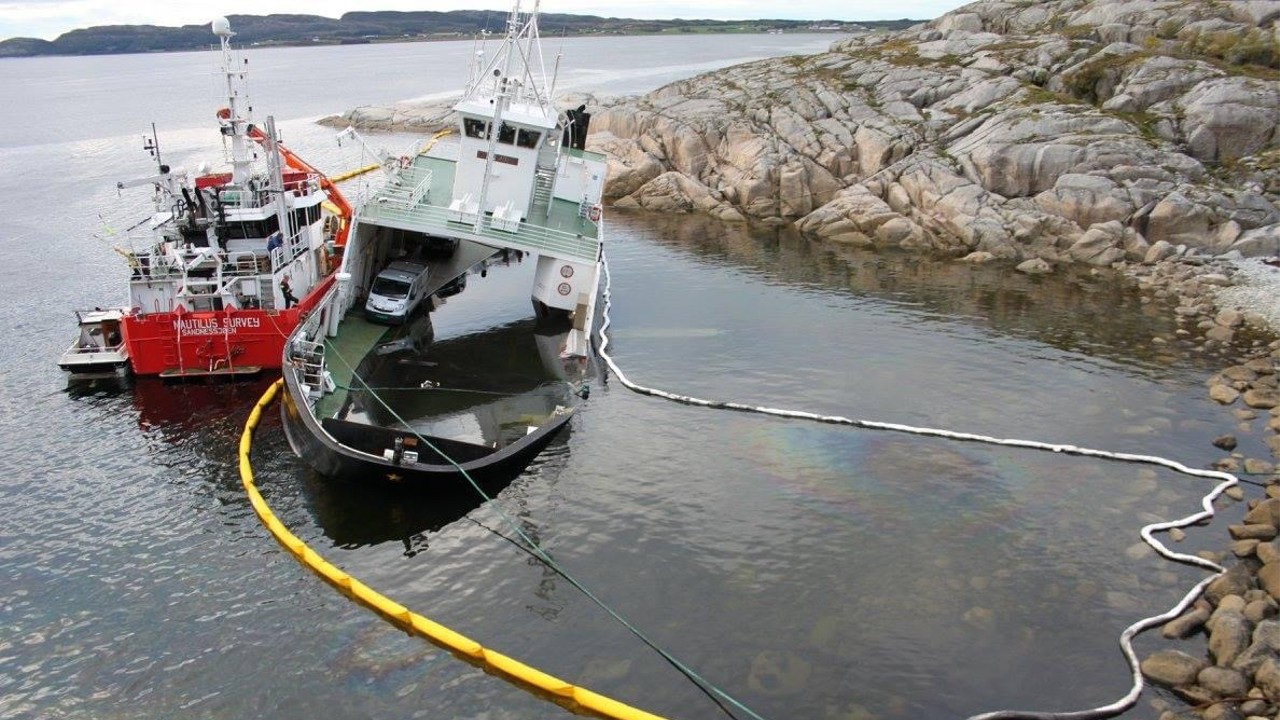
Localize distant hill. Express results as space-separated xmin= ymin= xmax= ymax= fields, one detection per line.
xmin=0 ymin=12 xmax=920 ymax=58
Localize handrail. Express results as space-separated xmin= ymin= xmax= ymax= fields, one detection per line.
xmin=360 ymin=201 xmax=600 ymax=263
xmin=408 ymin=170 xmax=434 ymax=206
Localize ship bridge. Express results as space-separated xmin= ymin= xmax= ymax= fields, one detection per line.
xmin=329 ymin=1 xmax=608 ymax=359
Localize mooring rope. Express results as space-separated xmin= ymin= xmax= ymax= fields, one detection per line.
xmin=317 ymin=332 xmax=769 ymax=720
xmin=594 ymin=250 xmax=1239 ymax=720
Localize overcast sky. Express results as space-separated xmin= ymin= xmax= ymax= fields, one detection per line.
xmin=1 ymin=1 xmax=973 ymax=41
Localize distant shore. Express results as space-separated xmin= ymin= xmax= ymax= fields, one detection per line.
xmin=0 ymin=12 xmax=915 ymax=59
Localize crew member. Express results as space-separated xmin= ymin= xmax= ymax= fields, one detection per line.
xmin=281 ymin=277 xmax=298 ymax=309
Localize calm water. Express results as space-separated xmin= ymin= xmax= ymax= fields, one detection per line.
xmin=0 ymin=33 xmax=1256 ymax=720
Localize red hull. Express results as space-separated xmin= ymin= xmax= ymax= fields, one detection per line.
xmin=121 ymin=275 xmax=335 ymax=376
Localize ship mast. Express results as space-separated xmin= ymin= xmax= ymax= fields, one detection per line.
xmin=462 ymin=1 xmax=555 ymax=231
xmin=459 ymin=1 xmax=553 ymax=115
xmin=212 ymin=17 xmax=254 ymax=186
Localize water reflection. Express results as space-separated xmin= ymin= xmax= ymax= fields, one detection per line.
xmin=624 ymin=210 xmax=1193 ymax=373
xmin=62 ymin=372 xmax=135 ymax=399
xmin=343 ymin=317 xmax=589 ymax=450
xmin=299 ymin=471 xmax=508 ymax=553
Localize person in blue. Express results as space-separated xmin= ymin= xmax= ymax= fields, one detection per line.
xmin=266 ymin=231 xmax=283 ymax=253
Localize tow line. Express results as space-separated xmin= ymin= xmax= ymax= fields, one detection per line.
xmin=595 ymin=250 xmax=1238 ymax=720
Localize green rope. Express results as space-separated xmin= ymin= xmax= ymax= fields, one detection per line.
xmin=320 ymin=334 xmax=768 ymax=720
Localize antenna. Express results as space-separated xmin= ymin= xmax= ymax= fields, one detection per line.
xmin=143 ymin=122 xmax=163 ymax=170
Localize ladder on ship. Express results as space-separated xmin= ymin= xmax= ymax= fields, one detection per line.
xmin=259 ymin=276 xmax=276 ymax=311
xmin=531 ymin=166 xmax=555 ymax=219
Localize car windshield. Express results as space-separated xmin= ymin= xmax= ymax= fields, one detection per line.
xmin=371 ymin=277 xmax=410 ymax=299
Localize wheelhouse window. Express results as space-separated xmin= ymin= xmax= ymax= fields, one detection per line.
xmin=223 ymin=217 xmax=280 ymax=240
xmin=516 ymin=129 xmax=541 ymax=149
xmin=497 ymin=122 xmax=516 ymax=145
xmin=464 ymin=118 xmax=489 ymax=139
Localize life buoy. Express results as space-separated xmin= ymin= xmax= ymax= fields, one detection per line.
xmin=588 ymin=204 xmax=601 ymax=222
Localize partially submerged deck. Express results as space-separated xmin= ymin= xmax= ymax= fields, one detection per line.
xmin=315 ymin=315 xmax=391 ymax=420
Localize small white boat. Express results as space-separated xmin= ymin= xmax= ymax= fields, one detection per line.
xmin=58 ymin=309 xmax=131 ymax=376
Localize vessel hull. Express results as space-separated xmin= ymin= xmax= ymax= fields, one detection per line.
xmin=280 ymin=364 xmax=572 ymax=489
xmin=122 ymin=275 xmax=335 ymax=376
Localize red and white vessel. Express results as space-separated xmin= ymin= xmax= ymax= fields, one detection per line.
xmin=59 ymin=17 xmax=350 ymax=379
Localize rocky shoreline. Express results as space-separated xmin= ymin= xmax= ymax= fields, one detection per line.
xmin=1125 ymin=250 xmax=1280 ymax=720
xmin=321 ymin=0 xmax=1280 ymax=716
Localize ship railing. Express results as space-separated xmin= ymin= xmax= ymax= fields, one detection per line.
xmin=285 ymin=282 xmax=341 ymax=402
xmin=359 ymin=201 xmax=601 ymax=263
xmin=178 ymin=278 xmax=222 ymax=298
xmin=268 ymin=226 xmax=313 ymax=273
xmin=287 ymin=339 xmax=329 ymax=400
xmin=374 ymin=168 xmax=434 ymax=211
xmin=217 ymin=188 xmax=272 ymax=210
xmin=222 ymin=252 xmax=268 ymax=278
xmin=116 ymin=230 xmax=179 ymax=280
xmin=65 ymin=342 xmax=122 ymax=356
xmin=127 ymin=252 xmax=180 ymax=281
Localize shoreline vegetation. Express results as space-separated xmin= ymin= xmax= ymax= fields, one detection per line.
xmin=0 ymin=12 xmax=916 ymax=59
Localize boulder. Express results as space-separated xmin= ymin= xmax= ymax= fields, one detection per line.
xmin=1244 ymin=388 xmax=1280 ymax=410
xmin=1258 ymin=562 xmax=1280 ymax=600
xmin=1144 ymin=192 xmax=1212 ymax=247
xmin=1207 ymin=564 xmax=1255 ymax=605
xmin=1256 ymin=657 xmax=1280 ymax=698
xmin=747 ymin=650 xmax=813 ymax=697
xmin=594 ymin=134 xmax=666 ymax=200
xmin=1177 ymin=77 xmax=1280 ymax=164
xmin=1069 ymin=221 xmax=1129 ymax=265
xmin=1016 ymin=258 xmax=1054 ymax=275
xmin=1232 ymin=619 xmax=1280 ymax=676
xmin=1164 ymin=605 xmax=1211 ymax=638
xmin=1145 ymin=240 xmax=1178 ymax=263
xmin=1232 ymin=224 xmax=1280 ymax=257
xmin=1211 ymin=383 xmax=1242 ymax=405
xmin=1208 ymin=609 xmax=1253 ymax=666
xmin=1244 ymin=498 xmax=1280 ymax=527
xmin=1230 ymin=524 xmax=1279 ymax=541
xmin=1035 ymin=175 xmax=1135 ymax=228
xmin=1198 ymin=666 xmax=1250 ymax=698
xmin=1142 ymin=649 xmax=1207 ymax=687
